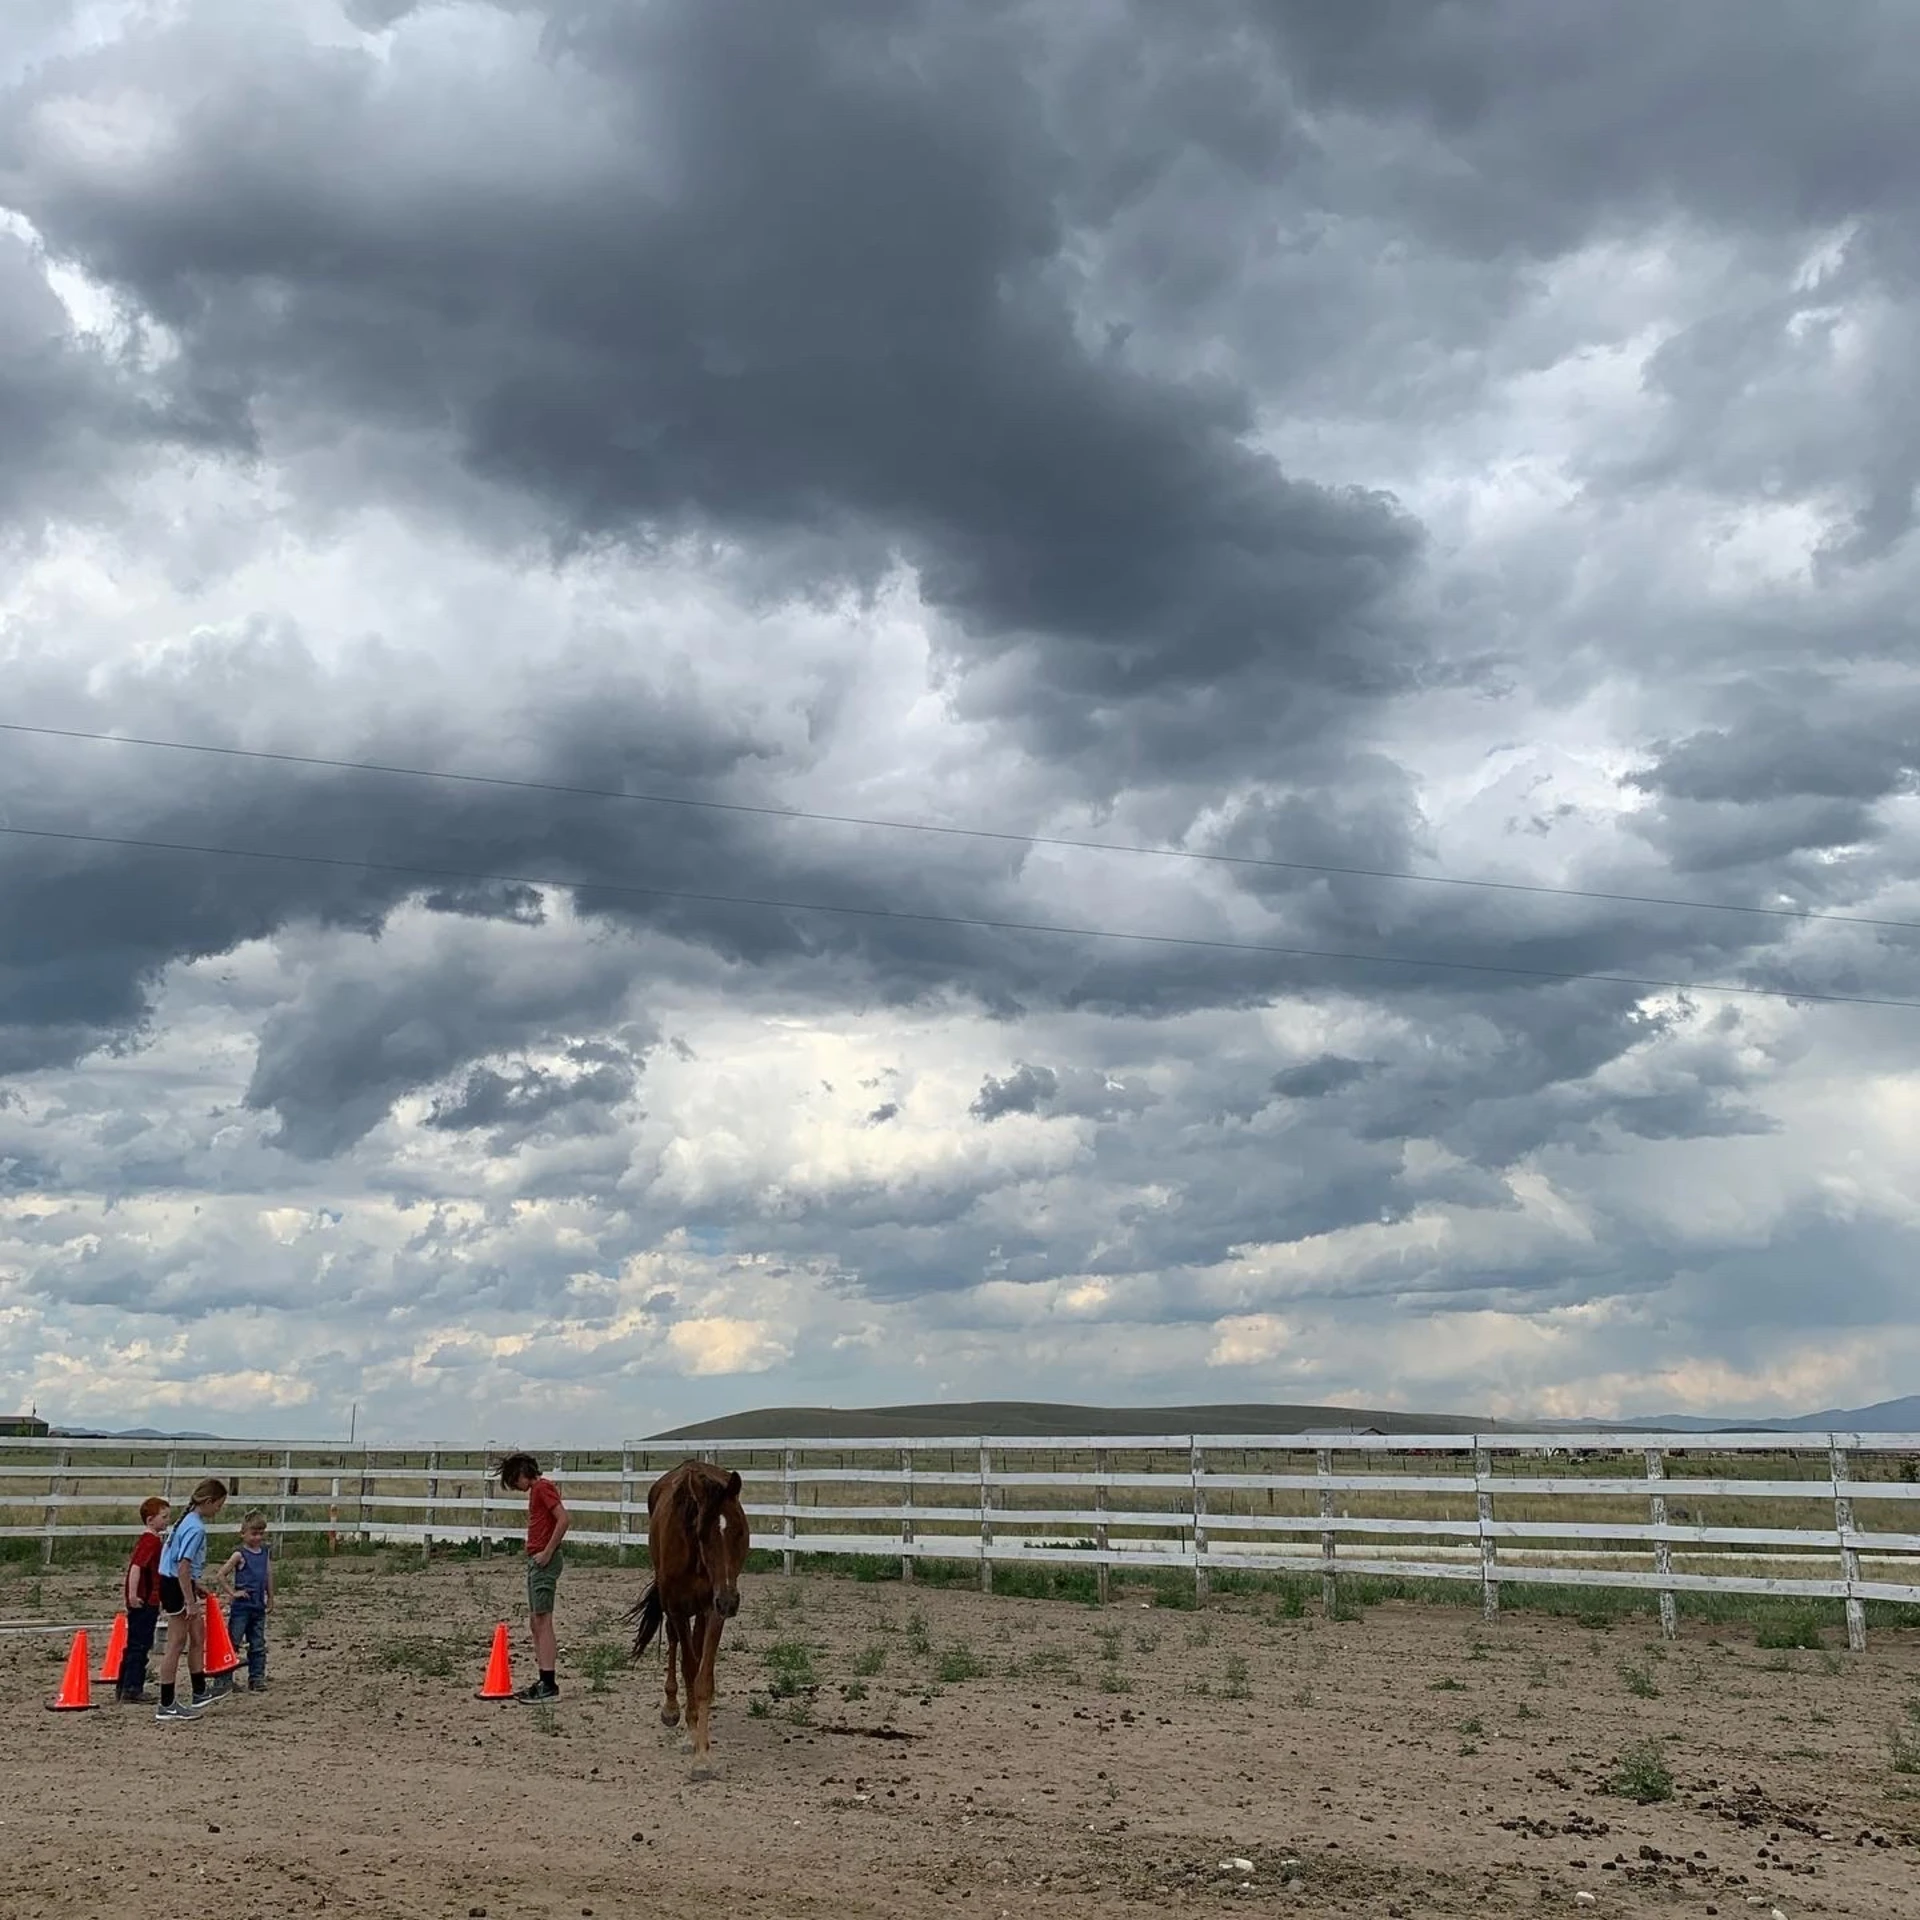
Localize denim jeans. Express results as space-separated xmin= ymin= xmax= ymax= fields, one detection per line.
xmin=227 ymin=1596 xmax=268 ymax=1685
xmin=120 ymin=1604 xmax=160 ymax=1698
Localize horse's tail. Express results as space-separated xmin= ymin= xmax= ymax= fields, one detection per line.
xmin=626 ymin=1581 xmax=663 ymax=1659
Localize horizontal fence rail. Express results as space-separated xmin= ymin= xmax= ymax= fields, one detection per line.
xmin=5 ymin=1432 xmax=1919 ymax=1647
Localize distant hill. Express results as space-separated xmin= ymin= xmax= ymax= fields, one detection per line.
xmin=46 ymin=1425 xmax=225 ymax=1441
xmin=650 ymin=1399 xmax=1490 ymax=1441
xmin=1620 ymin=1394 xmax=1920 ymax=1434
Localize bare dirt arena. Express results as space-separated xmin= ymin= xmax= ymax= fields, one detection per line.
xmin=6 ymin=1555 xmax=1919 ymax=1918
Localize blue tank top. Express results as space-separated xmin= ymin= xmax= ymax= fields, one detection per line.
xmin=234 ymin=1542 xmax=270 ymax=1601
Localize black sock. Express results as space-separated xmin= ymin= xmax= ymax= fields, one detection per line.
xmin=540 ymin=1668 xmax=555 ymax=1689
xmin=190 ymin=1670 xmax=206 ymax=1698
xmin=160 ymin=1684 xmax=175 ymax=1708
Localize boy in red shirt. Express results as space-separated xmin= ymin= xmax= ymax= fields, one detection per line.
xmin=118 ymin=1496 xmax=170 ymax=1704
xmin=498 ymin=1452 xmax=568 ymax=1702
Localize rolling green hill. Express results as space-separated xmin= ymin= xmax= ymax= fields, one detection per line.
xmin=650 ymin=1399 xmax=1490 ymax=1441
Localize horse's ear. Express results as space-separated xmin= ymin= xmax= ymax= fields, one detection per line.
xmin=725 ymin=1470 xmax=742 ymax=1499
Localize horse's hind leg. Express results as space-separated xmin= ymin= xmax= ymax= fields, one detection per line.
xmin=659 ymin=1614 xmax=682 ymax=1728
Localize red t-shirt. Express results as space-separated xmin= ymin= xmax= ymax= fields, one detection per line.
xmin=526 ymin=1477 xmax=563 ymax=1556
xmin=128 ymin=1533 xmax=162 ymax=1609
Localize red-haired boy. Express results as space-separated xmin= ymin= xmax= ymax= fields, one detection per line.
xmin=118 ymin=1497 xmax=170 ymax=1704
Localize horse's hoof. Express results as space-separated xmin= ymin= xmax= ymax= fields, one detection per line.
xmin=659 ymin=1706 xmax=681 ymax=1728
xmin=689 ymin=1760 xmax=722 ymax=1783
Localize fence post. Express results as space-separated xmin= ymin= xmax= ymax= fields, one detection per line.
xmin=783 ymin=1447 xmax=797 ymax=1578
xmin=1475 ymin=1442 xmax=1498 ymax=1622
xmin=41 ymin=1447 xmax=69 ymax=1568
xmin=163 ymin=1448 xmax=178 ymax=1509
xmin=979 ymin=1443 xmax=994 ymax=1594
xmin=900 ymin=1446 xmax=914 ymax=1583
xmin=619 ymin=1448 xmax=634 ymax=1563
xmin=1644 ymin=1446 xmax=1677 ymax=1641
xmin=357 ymin=1447 xmax=371 ymax=1549
xmin=1190 ymin=1438 xmax=1209 ymax=1603
xmin=1316 ymin=1447 xmax=1337 ymax=1615
xmin=1830 ymin=1436 xmax=1868 ymax=1653
xmin=1094 ymin=1446 xmax=1110 ymax=1608
xmin=479 ymin=1461 xmax=492 ymax=1558
xmin=277 ymin=1448 xmax=292 ymax=1533
xmin=424 ymin=1449 xmax=440 ymax=1563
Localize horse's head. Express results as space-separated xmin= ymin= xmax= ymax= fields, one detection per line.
xmin=692 ymin=1467 xmax=750 ymax=1619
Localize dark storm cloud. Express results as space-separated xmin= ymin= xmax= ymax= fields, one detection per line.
xmin=426 ymin=1049 xmax=639 ymax=1135
xmin=970 ymin=1062 xmax=1058 ymax=1122
xmin=1255 ymin=0 xmax=1920 ymax=247
xmin=1 ymin=0 xmax=1916 ymax=1203
xmin=1631 ymin=685 xmax=1920 ymax=806
xmin=0 ymin=231 xmax=249 ymax=535
xmin=1270 ymin=1055 xmax=1369 ymax=1100
xmin=0 ymin=0 xmax=1426 ymax=779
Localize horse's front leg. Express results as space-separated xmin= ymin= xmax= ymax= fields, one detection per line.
xmin=659 ymin=1611 xmax=683 ymax=1728
xmin=690 ymin=1606 xmax=725 ymax=1761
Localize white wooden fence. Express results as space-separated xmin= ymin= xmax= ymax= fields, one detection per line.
xmin=6 ymin=1430 xmax=1919 ymax=1649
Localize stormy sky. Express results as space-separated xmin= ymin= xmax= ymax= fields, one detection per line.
xmin=3 ymin=0 xmax=1918 ymax=1441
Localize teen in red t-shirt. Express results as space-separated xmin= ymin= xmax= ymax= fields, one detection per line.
xmin=498 ymin=1453 xmax=569 ymax=1702
xmin=119 ymin=1497 xmax=170 ymax=1703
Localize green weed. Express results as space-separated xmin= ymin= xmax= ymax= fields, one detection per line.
xmin=762 ymin=1640 xmax=817 ymax=1699
xmin=936 ymin=1642 xmax=984 ymax=1683
xmin=1610 ymin=1739 xmax=1674 ymax=1803
xmin=374 ymin=1637 xmax=457 ymax=1680
xmin=579 ymin=1639 xmax=624 ymax=1694
xmin=1620 ymin=1661 xmax=1660 ymax=1699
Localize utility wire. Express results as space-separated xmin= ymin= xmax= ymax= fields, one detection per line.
xmin=5 ymin=720 xmax=1913 ymax=936
xmin=2 ymin=821 xmax=1914 ymax=1011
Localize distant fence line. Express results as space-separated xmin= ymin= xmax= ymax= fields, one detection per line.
xmin=5 ymin=1430 xmax=1919 ymax=1649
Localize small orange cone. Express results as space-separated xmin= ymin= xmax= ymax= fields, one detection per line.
xmin=203 ymin=1593 xmax=241 ymax=1680
xmin=47 ymin=1630 xmax=97 ymax=1711
xmin=96 ymin=1612 xmax=128 ymax=1683
xmin=477 ymin=1622 xmax=514 ymax=1699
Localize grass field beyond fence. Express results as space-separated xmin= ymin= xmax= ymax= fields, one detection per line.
xmin=5 ymin=1429 xmax=1918 ymax=1647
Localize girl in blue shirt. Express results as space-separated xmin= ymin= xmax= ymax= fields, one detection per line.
xmin=155 ymin=1477 xmax=228 ymax=1723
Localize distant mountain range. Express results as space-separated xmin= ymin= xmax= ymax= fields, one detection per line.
xmin=1613 ymin=1394 xmax=1920 ymax=1434
xmin=33 ymin=1395 xmax=1919 ymax=1446
xmin=46 ymin=1425 xmax=226 ymax=1440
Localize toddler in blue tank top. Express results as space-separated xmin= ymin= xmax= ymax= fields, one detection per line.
xmin=215 ymin=1511 xmax=274 ymax=1691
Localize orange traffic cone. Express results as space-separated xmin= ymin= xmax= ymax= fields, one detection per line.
xmin=203 ymin=1593 xmax=241 ymax=1684
xmin=47 ymin=1630 xmax=97 ymax=1711
xmin=96 ymin=1612 xmax=128 ymax=1684
xmin=477 ymin=1622 xmax=514 ymax=1700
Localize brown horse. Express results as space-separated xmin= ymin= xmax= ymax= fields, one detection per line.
xmin=627 ymin=1460 xmax=750 ymax=1764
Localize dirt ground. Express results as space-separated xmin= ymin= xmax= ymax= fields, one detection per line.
xmin=5 ymin=1554 xmax=1920 ymax=1918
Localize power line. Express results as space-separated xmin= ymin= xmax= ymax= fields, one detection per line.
xmin=6 ymin=719 xmax=1914 ymax=936
xmin=2 ymin=820 xmax=1914 ymax=1011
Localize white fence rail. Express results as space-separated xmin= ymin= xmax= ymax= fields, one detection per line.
xmin=6 ymin=1431 xmax=1919 ymax=1648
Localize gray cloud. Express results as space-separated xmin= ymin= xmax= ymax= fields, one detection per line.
xmin=1 ymin=0 xmax=1429 ymax=784
xmin=3 ymin=0 xmax=1920 ymax=1433
xmin=970 ymin=1063 xmax=1058 ymax=1122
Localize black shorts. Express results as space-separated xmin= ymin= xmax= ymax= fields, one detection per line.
xmin=159 ymin=1574 xmax=189 ymax=1615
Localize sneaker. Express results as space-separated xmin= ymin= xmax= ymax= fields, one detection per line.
xmin=515 ymin=1681 xmax=560 ymax=1703
xmin=247 ymin=1678 xmax=269 ymax=1693
xmin=155 ymin=1700 xmax=205 ymax=1722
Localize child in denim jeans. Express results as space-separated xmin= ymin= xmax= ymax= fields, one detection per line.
xmin=118 ymin=1496 xmax=170 ymax=1703
xmin=214 ymin=1510 xmax=273 ymax=1690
